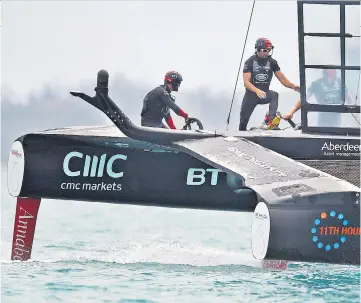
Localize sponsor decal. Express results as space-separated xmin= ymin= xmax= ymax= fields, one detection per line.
xmin=255 ymin=73 xmax=269 ymax=82
xmin=325 ymin=92 xmax=340 ymax=101
xmin=186 ymin=168 xmax=220 ymax=186
xmin=7 ymin=141 xmax=25 ymax=197
xmin=227 ymin=146 xmax=287 ymax=177
xmin=321 ymin=141 xmax=360 ymax=157
xmin=251 ymin=202 xmax=271 ymax=260
xmin=11 ymin=149 xmax=22 ymax=158
xmin=12 ymin=207 xmax=35 ymax=261
xmin=186 ymin=168 xmax=245 ymax=194
xmin=310 ymin=210 xmax=360 ymax=252
xmin=61 ymin=151 xmax=127 ymax=191
xmin=255 ymin=212 xmax=268 ymax=220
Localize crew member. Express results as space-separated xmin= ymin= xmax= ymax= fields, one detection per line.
xmin=239 ymin=37 xmax=300 ymax=131
xmin=141 ymin=71 xmax=190 ymax=129
xmin=283 ymin=69 xmax=355 ymax=127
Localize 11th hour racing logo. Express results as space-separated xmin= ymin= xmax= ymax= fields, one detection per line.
xmin=61 ymin=151 xmax=127 ymax=191
xmin=310 ymin=210 xmax=360 ymax=252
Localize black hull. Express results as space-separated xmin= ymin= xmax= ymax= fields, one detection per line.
xmin=8 ymin=128 xmax=360 ymax=265
xmin=8 ymin=133 xmax=257 ymax=212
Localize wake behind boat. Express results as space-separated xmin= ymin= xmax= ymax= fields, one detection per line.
xmin=7 ymin=0 xmax=360 ymax=266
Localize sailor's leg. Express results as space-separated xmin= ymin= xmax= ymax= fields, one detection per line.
xmin=264 ymin=90 xmax=279 ymax=120
xmin=257 ymin=91 xmax=280 ymax=129
xmin=239 ymin=93 xmax=258 ymax=131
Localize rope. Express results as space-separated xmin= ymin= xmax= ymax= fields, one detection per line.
xmin=225 ymin=0 xmax=256 ymax=131
xmin=348 ymin=71 xmax=361 ymax=125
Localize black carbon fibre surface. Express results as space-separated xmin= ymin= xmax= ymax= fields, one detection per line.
xmin=300 ymin=160 xmax=360 ymax=187
xmin=173 ymin=136 xmax=324 ymax=187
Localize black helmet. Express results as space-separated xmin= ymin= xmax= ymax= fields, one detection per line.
xmin=164 ymin=71 xmax=183 ymax=91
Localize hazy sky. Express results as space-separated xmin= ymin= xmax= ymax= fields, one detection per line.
xmin=3 ymin=0 xmax=305 ymax=100
xmin=1 ymin=0 xmax=360 ymax=161
xmin=3 ymin=1 xmax=360 ymax=98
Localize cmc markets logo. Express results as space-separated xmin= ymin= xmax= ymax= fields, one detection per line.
xmin=310 ymin=210 xmax=360 ymax=252
xmin=61 ymin=151 xmax=128 ymax=192
xmin=321 ymin=141 xmax=360 ymax=157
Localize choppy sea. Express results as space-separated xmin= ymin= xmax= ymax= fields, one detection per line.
xmin=1 ymin=165 xmax=360 ymax=303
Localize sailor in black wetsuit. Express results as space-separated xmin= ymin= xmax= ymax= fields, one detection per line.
xmin=283 ymin=69 xmax=355 ymax=127
xmin=141 ymin=71 xmax=190 ymax=129
xmin=239 ymin=38 xmax=300 ymax=131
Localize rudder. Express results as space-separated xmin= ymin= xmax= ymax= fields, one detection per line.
xmin=11 ymin=197 xmax=41 ymax=261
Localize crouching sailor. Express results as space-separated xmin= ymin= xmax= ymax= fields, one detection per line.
xmin=239 ymin=38 xmax=300 ymax=130
xmin=141 ymin=71 xmax=192 ymax=129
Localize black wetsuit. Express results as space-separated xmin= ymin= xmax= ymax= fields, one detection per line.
xmin=308 ymin=78 xmax=344 ymax=105
xmin=141 ymin=84 xmax=187 ymax=128
xmin=239 ymin=54 xmax=281 ymax=131
xmin=308 ymin=78 xmax=345 ymax=126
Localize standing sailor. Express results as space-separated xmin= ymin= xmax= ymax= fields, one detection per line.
xmin=239 ymin=38 xmax=300 ymax=130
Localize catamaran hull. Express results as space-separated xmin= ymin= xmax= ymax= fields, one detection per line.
xmin=8 ymin=133 xmax=257 ymax=212
xmin=8 ymin=130 xmax=360 ymax=265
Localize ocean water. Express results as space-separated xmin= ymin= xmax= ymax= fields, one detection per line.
xmin=1 ymin=165 xmax=360 ymax=303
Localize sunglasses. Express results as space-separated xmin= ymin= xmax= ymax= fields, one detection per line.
xmin=260 ymin=49 xmax=271 ymax=53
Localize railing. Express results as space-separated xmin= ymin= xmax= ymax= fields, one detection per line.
xmin=297 ymin=0 xmax=360 ymax=136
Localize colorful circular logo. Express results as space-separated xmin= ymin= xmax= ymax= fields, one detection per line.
xmin=311 ymin=210 xmax=349 ymax=251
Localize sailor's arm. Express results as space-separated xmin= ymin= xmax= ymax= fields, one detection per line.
xmin=242 ymin=57 xmax=265 ymax=95
xmin=344 ymin=84 xmax=355 ymax=105
xmin=346 ymin=91 xmax=355 ymax=105
xmin=164 ymin=112 xmax=177 ymax=129
xmin=160 ymin=91 xmax=189 ymax=119
xmin=274 ymin=71 xmax=299 ymax=91
xmin=243 ymin=72 xmax=260 ymax=93
xmin=283 ymin=87 xmax=314 ymax=119
xmin=283 ymin=99 xmax=301 ymax=119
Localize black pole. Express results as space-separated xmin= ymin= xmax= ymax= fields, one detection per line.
xmin=297 ymin=1 xmax=307 ymax=132
xmin=340 ymin=4 xmax=346 ymax=105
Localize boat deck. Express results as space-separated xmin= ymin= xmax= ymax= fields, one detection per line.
xmin=37 ymin=124 xmax=359 ymax=141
